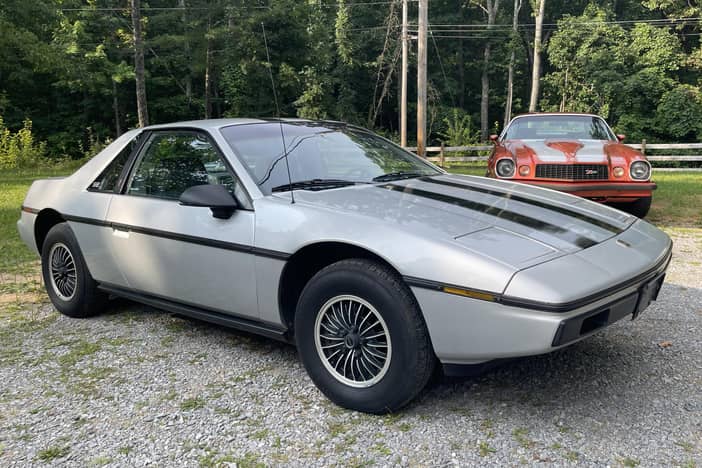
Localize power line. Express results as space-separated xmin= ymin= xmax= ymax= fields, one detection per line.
xmin=428 ymin=26 xmax=456 ymax=107
xmin=412 ymin=16 xmax=701 ymax=31
xmin=58 ymin=2 xmax=415 ymax=12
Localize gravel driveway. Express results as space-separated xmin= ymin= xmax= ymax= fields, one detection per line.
xmin=1 ymin=229 xmax=700 ymax=467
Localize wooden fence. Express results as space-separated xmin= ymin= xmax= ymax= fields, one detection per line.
xmin=405 ymin=142 xmax=702 ymax=167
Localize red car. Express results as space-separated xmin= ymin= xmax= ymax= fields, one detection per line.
xmin=487 ymin=113 xmax=656 ymax=218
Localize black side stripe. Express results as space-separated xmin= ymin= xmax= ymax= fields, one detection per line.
xmin=419 ymin=177 xmax=626 ymax=234
xmin=380 ymin=184 xmax=599 ymax=249
xmin=62 ymin=214 xmax=291 ymax=260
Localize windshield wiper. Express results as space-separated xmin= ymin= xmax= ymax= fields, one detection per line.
xmin=271 ymin=179 xmax=359 ymax=193
xmin=372 ymin=171 xmax=427 ymax=182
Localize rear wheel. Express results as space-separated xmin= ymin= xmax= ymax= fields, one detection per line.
xmin=611 ymin=196 xmax=652 ymax=218
xmin=41 ymin=223 xmax=107 ymax=318
xmin=294 ymin=259 xmax=435 ymax=413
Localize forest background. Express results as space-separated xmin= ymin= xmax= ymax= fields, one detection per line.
xmin=1 ymin=0 xmax=700 ymax=166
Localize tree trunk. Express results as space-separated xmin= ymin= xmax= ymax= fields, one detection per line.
xmin=131 ymin=0 xmax=149 ymax=127
xmin=480 ymin=0 xmax=499 ymax=141
xmin=504 ymin=0 xmax=521 ymax=128
xmin=204 ymin=16 xmax=213 ymax=119
xmin=528 ymin=0 xmax=545 ymax=112
xmin=179 ymin=0 xmax=192 ymax=104
xmin=112 ymin=80 xmax=121 ymax=137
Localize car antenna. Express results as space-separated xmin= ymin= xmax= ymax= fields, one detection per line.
xmin=261 ymin=22 xmax=295 ymax=204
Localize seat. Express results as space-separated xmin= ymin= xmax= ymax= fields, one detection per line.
xmin=149 ymin=157 xmax=209 ymax=199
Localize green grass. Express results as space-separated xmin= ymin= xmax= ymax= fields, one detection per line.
xmin=0 ymin=168 xmax=72 ymax=272
xmin=646 ymin=171 xmax=702 ymax=227
xmin=36 ymin=445 xmax=70 ymax=461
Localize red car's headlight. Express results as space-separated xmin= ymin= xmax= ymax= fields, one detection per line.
xmin=630 ymin=161 xmax=651 ymax=180
xmin=496 ymin=159 xmax=515 ymax=178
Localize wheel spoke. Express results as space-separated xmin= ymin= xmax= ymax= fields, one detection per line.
xmin=321 ymin=342 xmax=343 ymax=350
xmin=48 ymin=243 xmax=77 ymax=300
xmin=360 ymin=319 xmax=380 ymax=336
xmin=320 ymin=333 xmax=344 ymax=341
xmin=362 ymin=331 xmax=385 ymax=340
xmin=320 ymin=321 xmax=340 ymax=336
xmin=315 ymin=294 xmax=392 ymax=388
xmin=363 ymin=346 xmax=387 ymax=360
xmin=366 ymin=341 xmax=387 ymax=348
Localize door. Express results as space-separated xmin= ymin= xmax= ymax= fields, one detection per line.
xmin=105 ymin=130 xmax=258 ymax=318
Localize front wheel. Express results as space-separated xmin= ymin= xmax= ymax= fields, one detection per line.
xmin=295 ymin=259 xmax=435 ymax=413
xmin=41 ymin=223 xmax=107 ymax=318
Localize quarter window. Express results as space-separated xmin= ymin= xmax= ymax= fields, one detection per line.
xmin=89 ymin=134 xmax=141 ymax=192
xmin=126 ymin=132 xmax=247 ymax=204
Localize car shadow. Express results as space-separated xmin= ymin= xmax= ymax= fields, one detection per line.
xmin=410 ymin=281 xmax=700 ymax=421
xmin=99 ymin=282 xmax=698 ymax=419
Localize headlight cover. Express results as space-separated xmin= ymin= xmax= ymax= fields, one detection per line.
xmin=630 ymin=161 xmax=651 ymax=180
xmin=496 ymin=159 xmax=516 ymax=178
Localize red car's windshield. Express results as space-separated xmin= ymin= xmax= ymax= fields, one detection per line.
xmin=503 ymin=115 xmax=616 ymax=141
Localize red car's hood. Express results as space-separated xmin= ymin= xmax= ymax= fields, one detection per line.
xmin=507 ymin=139 xmax=622 ymax=163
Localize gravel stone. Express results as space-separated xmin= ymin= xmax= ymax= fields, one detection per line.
xmin=0 ymin=230 xmax=700 ymax=466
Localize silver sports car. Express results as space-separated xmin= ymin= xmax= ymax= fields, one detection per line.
xmin=18 ymin=119 xmax=672 ymax=413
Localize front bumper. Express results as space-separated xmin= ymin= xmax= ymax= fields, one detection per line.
xmin=413 ymin=232 xmax=671 ymax=365
xmin=520 ymin=180 xmax=656 ymax=200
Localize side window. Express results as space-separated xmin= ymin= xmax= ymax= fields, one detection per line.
xmin=89 ymin=135 xmax=140 ymax=192
xmin=126 ymin=132 xmax=247 ymax=204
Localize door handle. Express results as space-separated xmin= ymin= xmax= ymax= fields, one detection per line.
xmin=112 ymin=226 xmax=130 ymax=239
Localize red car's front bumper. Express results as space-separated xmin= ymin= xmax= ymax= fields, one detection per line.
xmin=521 ymin=181 xmax=657 ymax=202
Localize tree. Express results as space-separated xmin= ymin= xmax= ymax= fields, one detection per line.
xmin=504 ymin=0 xmax=522 ymax=126
xmin=473 ymin=0 xmax=500 ymax=140
xmin=528 ymin=0 xmax=545 ymax=112
xmin=131 ymin=0 xmax=148 ymax=127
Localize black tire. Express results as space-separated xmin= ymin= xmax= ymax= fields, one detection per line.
xmin=611 ymin=196 xmax=652 ymax=218
xmin=294 ymin=259 xmax=435 ymax=414
xmin=41 ymin=223 xmax=107 ymax=318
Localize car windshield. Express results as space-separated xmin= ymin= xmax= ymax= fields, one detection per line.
xmin=220 ymin=122 xmax=441 ymax=195
xmin=502 ymin=115 xmax=616 ymax=141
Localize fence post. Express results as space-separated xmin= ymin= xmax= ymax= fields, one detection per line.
xmin=641 ymin=139 xmax=646 ymax=156
xmin=439 ymin=142 xmax=445 ymax=167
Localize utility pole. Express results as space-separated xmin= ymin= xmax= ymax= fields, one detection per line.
xmin=417 ymin=0 xmax=428 ymax=157
xmin=400 ymin=0 xmax=408 ymax=147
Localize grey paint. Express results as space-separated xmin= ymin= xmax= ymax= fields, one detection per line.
xmin=17 ymin=118 xmax=672 ymax=364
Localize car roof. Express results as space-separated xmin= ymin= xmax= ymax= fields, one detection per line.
xmin=144 ymin=118 xmax=347 ymax=131
xmin=512 ymin=112 xmax=603 ymax=119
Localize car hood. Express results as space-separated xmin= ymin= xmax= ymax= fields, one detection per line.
xmin=291 ymin=174 xmax=635 ymax=270
xmin=506 ymin=139 xmax=629 ymax=164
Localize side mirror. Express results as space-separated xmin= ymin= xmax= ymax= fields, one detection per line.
xmin=617 ymin=134 xmax=626 ymax=142
xmin=179 ymin=184 xmax=238 ymax=219
xmin=489 ymin=134 xmax=499 ymax=142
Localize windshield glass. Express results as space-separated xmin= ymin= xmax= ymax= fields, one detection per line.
xmin=503 ymin=115 xmax=616 ymax=141
xmin=220 ymin=122 xmax=441 ymax=195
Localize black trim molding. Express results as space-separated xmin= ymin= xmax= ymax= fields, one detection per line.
xmin=60 ymin=213 xmax=291 ymax=260
xmin=406 ymin=243 xmax=672 ymax=313
xmin=98 ymin=282 xmax=291 ymax=343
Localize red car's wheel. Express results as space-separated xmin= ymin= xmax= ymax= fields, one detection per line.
xmin=611 ymin=196 xmax=652 ymax=219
